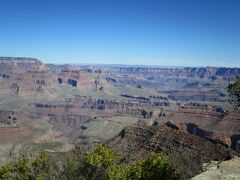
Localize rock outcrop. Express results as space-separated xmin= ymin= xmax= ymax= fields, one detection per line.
xmin=0 ymin=110 xmax=17 ymax=127
xmin=0 ymin=57 xmax=56 ymax=93
xmin=0 ymin=110 xmax=28 ymax=139
xmin=192 ymin=156 xmax=240 ymax=180
xmin=106 ymin=122 xmax=237 ymax=179
xmin=160 ymin=103 xmax=240 ymax=150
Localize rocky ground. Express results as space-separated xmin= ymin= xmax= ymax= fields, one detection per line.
xmin=192 ymin=156 xmax=240 ymax=180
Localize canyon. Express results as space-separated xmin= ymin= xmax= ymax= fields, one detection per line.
xmin=0 ymin=57 xmax=239 ymax=178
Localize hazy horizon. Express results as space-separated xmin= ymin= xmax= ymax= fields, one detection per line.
xmin=1 ymin=56 xmax=240 ymax=68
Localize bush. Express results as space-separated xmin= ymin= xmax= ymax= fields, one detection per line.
xmin=0 ymin=145 xmax=180 ymax=180
xmin=85 ymin=144 xmax=120 ymax=168
xmin=84 ymin=144 xmax=180 ymax=180
xmin=0 ymin=152 xmax=51 ymax=180
xmin=0 ymin=164 xmax=13 ymax=180
xmin=140 ymin=152 xmax=180 ymax=180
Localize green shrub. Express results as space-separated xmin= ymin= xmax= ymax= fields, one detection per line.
xmin=32 ymin=152 xmax=50 ymax=179
xmin=140 ymin=152 xmax=180 ymax=180
xmin=85 ymin=144 xmax=120 ymax=168
xmin=84 ymin=145 xmax=180 ymax=180
xmin=0 ymin=152 xmax=51 ymax=180
xmin=106 ymin=164 xmax=129 ymax=180
xmin=0 ymin=145 xmax=180 ymax=180
xmin=15 ymin=158 xmax=31 ymax=180
xmin=0 ymin=164 xmax=13 ymax=180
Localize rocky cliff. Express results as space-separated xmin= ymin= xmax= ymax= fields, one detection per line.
xmin=46 ymin=64 xmax=240 ymax=80
xmin=0 ymin=57 xmax=56 ymax=93
xmin=106 ymin=122 xmax=237 ymax=179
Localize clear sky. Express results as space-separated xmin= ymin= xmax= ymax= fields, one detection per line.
xmin=0 ymin=0 xmax=239 ymax=67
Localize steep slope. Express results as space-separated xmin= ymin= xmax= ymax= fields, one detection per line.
xmin=106 ymin=122 xmax=237 ymax=179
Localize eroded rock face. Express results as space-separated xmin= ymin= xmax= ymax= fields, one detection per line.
xmin=47 ymin=64 xmax=240 ymax=91
xmin=160 ymin=103 xmax=240 ymax=149
xmin=67 ymin=66 xmax=240 ymax=80
xmin=0 ymin=57 xmax=56 ymax=92
xmin=32 ymin=99 xmax=161 ymax=143
xmin=0 ymin=110 xmax=28 ymax=139
xmin=36 ymin=95 xmax=163 ymax=119
xmin=167 ymin=89 xmax=228 ymax=102
xmin=106 ymin=122 xmax=237 ymax=179
xmin=57 ymin=69 xmax=95 ymax=86
xmin=34 ymin=104 xmax=99 ymax=142
xmin=0 ymin=110 xmax=17 ymax=127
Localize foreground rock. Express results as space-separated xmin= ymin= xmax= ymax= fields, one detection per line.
xmin=192 ymin=156 xmax=240 ymax=180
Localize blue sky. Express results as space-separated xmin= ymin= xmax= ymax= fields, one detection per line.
xmin=0 ymin=0 xmax=239 ymax=67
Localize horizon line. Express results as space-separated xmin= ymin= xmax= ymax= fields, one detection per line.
xmin=0 ymin=56 xmax=240 ymax=68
